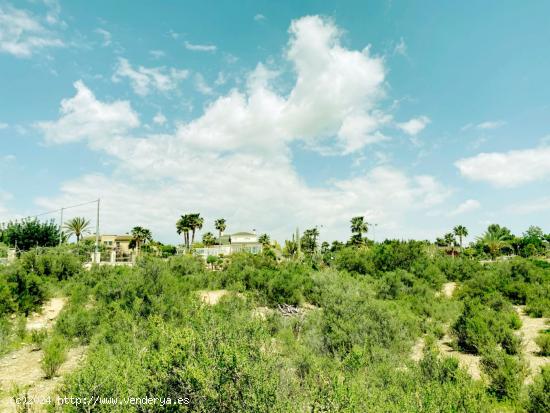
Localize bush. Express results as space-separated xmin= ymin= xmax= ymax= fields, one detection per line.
xmin=480 ymin=349 xmax=527 ymax=401
xmin=30 ymin=329 xmax=48 ymax=350
xmin=41 ymin=335 xmax=68 ymax=379
xmin=452 ymin=297 xmax=520 ymax=355
xmin=535 ymin=330 xmax=550 ymax=356
xmin=526 ymin=366 xmax=550 ymax=413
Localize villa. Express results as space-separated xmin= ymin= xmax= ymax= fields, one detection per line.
xmin=194 ymin=231 xmax=262 ymax=259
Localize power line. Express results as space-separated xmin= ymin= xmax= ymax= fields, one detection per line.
xmin=0 ymin=199 xmax=99 ymax=227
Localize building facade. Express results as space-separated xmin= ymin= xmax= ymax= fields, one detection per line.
xmin=194 ymin=231 xmax=262 ymax=259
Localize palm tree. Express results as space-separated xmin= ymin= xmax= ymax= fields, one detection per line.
xmin=214 ymin=218 xmax=226 ymax=245
xmin=453 ymin=225 xmax=468 ymax=249
xmin=444 ymin=232 xmax=457 ymax=257
xmin=258 ymin=233 xmax=270 ymax=247
xmin=350 ymin=216 xmax=369 ymax=245
xmin=202 ymin=232 xmax=216 ymax=246
xmin=189 ymin=213 xmax=204 ymax=247
xmin=477 ymin=224 xmax=513 ymax=259
xmin=176 ymin=215 xmax=191 ymax=251
xmin=131 ymin=226 xmax=152 ymax=255
xmin=63 ymin=217 xmax=91 ymax=243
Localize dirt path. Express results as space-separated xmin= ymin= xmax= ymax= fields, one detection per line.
xmin=437 ymin=334 xmax=482 ymax=380
xmin=0 ymin=346 xmax=86 ymax=412
xmin=26 ymin=298 xmax=67 ymax=331
xmin=514 ymin=306 xmax=550 ymax=383
xmin=0 ymin=297 xmax=87 ymax=412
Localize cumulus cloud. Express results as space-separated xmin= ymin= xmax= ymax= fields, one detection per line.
xmin=112 ymin=58 xmax=189 ymax=96
xmin=0 ymin=4 xmax=64 ymax=57
xmin=153 ymin=112 xmax=167 ymax=125
xmin=455 ymin=146 xmax=550 ymax=187
xmin=35 ymin=80 xmax=139 ymax=144
xmin=448 ymin=199 xmax=480 ymax=216
xmin=254 ymin=14 xmax=266 ymax=22
xmin=397 ymin=116 xmax=430 ymax=136
xmin=35 ymin=16 xmax=451 ymax=242
xmin=184 ymin=41 xmax=216 ymax=52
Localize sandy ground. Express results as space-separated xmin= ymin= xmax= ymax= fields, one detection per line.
xmin=441 ymin=282 xmax=457 ymax=298
xmin=198 ymin=290 xmax=245 ymax=305
xmin=0 ymin=297 xmax=87 ymax=412
xmin=411 ymin=307 xmax=550 ymax=384
xmin=26 ymin=298 xmax=67 ymax=331
xmin=437 ymin=334 xmax=482 ymax=380
xmin=514 ymin=305 xmax=550 ymax=383
xmin=0 ymin=346 xmax=86 ymax=412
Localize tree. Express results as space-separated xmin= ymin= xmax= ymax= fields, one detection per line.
xmin=206 ymin=255 xmax=219 ymax=270
xmin=188 ymin=213 xmax=204 ymax=246
xmin=176 ymin=215 xmax=191 ymax=251
xmin=214 ymin=218 xmax=227 ymax=245
xmin=202 ymin=232 xmax=216 ymax=246
xmin=258 ymin=233 xmax=270 ymax=248
xmin=444 ymin=233 xmax=457 ymax=256
xmin=478 ymin=224 xmax=513 ymax=259
xmin=63 ymin=217 xmax=91 ymax=243
xmin=0 ymin=219 xmax=60 ymax=251
xmin=453 ymin=225 xmax=468 ymax=249
xmin=130 ymin=226 xmax=152 ymax=255
xmin=301 ymin=227 xmax=320 ymax=255
xmin=350 ymin=216 xmax=369 ymax=245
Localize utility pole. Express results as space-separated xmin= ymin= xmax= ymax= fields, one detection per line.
xmin=59 ymin=207 xmax=64 ymax=245
xmin=94 ymin=198 xmax=100 ymax=262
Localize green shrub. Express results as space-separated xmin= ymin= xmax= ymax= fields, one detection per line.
xmin=452 ymin=297 xmax=520 ymax=355
xmin=41 ymin=335 xmax=68 ymax=379
xmin=535 ymin=330 xmax=550 ymax=356
xmin=480 ymin=349 xmax=527 ymax=401
xmin=15 ymin=315 xmax=26 ymax=340
xmin=30 ymin=329 xmax=48 ymax=350
xmin=526 ymin=365 xmax=550 ymax=413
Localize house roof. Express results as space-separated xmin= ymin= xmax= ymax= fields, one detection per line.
xmin=231 ymin=232 xmax=257 ymax=236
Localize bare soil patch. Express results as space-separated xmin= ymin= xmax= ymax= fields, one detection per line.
xmin=198 ymin=290 xmax=244 ymax=305
xmin=514 ymin=305 xmax=550 ymax=383
xmin=26 ymin=298 xmax=67 ymax=331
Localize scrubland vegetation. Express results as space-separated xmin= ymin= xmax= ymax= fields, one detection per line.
xmin=0 ymin=221 xmax=549 ymax=412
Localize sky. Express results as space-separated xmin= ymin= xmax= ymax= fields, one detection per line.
xmin=1 ymin=0 xmax=549 ymax=245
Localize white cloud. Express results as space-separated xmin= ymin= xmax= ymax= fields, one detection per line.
xmin=462 ymin=120 xmax=506 ymax=131
xmin=455 ymin=146 xmax=550 ymax=187
xmin=194 ymin=73 xmax=214 ymax=95
xmin=35 ymin=16 xmax=451 ymax=242
xmin=397 ymin=116 xmax=430 ymax=136
xmin=448 ymin=199 xmax=480 ymax=216
xmin=184 ymin=41 xmax=216 ymax=52
xmin=94 ymin=28 xmax=111 ymax=46
xmin=112 ymin=58 xmax=189 ymax=96
xmin=254 ymin=14 xmax=266 ymax=22
xmin=35 ymin=80 xmax=139 ymax=144
xmin=149 ymin=49 xmax=165 ymax=59
xmin=0 ymin=4 xmax=64 ymax=57
xmin=393 ymin=37 xmax=407 ymax=56
xmin=0 ymin=122 xmax=8 ymax=129
xmin=476 ymin=120 xmax=505 ymax=130
xmin=153 ymin=112 xmax=167 ymax=125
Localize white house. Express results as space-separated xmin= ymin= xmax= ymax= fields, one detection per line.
xmin=194 ymin=231 xmax=262 ymax=259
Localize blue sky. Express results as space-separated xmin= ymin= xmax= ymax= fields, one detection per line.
xmin=1 ymin=0 xmax=549 ymax=244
